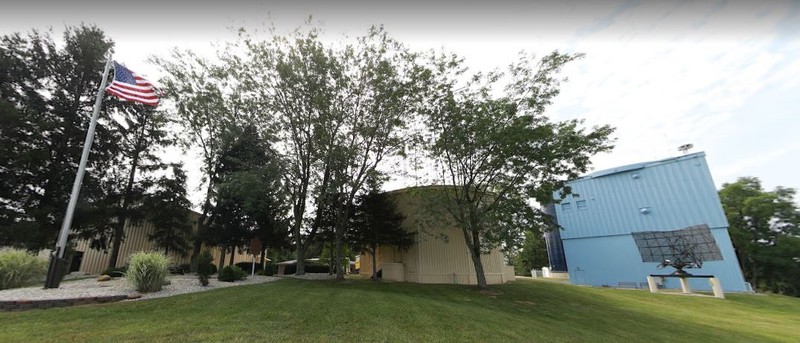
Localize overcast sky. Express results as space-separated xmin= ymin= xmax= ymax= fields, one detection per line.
xmin=3 ymin=0 xmax=799 ymax=204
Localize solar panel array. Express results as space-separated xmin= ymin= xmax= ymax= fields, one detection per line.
xmin=632 ymin=224 xmax=723 ymax=265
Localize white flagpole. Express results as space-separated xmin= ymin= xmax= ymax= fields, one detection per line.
xmin=44 ymin=52 xmax=114 ymax=288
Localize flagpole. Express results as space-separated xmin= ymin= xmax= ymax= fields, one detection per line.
xmin=44 ymin=52 xmax=114 ymax=288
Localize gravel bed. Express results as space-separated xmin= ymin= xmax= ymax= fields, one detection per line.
xmin=0 ymin=274 xmax=280 ymax=302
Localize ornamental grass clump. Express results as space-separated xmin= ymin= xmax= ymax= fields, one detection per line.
xmin=127 ymin=251 xmax=170 ymax=293
xmin=0 ymin=248 xmax=47 ymax=290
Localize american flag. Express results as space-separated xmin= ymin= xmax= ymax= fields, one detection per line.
xmin=105 ymin=62 xmax=159 ymax=106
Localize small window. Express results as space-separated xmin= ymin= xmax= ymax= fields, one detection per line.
xmin=561 ymin=202 xmax=572 ymax=211
xmin=576 ymin=200 xmax=587 ymax=210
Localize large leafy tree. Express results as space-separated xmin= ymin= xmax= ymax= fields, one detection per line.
xmin=323 ymin=27 xmax=428 ymax=279
xmin=153 ymin=48 xmax=256 ymax=269
xmin=719 ymin=177 xmax=800 ymax=295
xmin=211 ymin=124 xmax=287 ymax=267
xmin=0 ymin=26 xmax=120 ymax=250
xmin=350 ymin=190 xmax=415 ymax=281
xmin=240 ymin=26 xmax=339 ymax=275
xmin=242 ymin=25 xmax=425 ymax=277
xmin=425 ymin=52 xmax=615 ymax=288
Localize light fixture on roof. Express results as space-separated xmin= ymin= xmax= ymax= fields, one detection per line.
xmin=678 ymin=144 xmax=693 ymax=155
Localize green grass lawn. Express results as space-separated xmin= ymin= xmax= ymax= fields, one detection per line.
xmin=1 ymin=277 xmax=798 ymax=342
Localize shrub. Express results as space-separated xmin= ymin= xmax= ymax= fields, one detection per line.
xmin=282 ymin=261 xmax=330 ymax=275
xmin=168 ymin=264 xmax=191 ymax=275
xmin=102 ymin=266 xmax=128 ymax=277
xmin=0 ymin=248 xmax=47 ymax=290
xmin=127 ymin=251 xmax=170 ymax=293
xmin=218 ymin=265 xmax=247 ymax=282
xmin=235 ymin=262 xmax=263 ymax=274
xmin=306 ymin=263 xmax=330 ymax=273
xmin=196 ymin=250 xmax=215 ymax=286
xmin=263 ymin=263 xmax=276 ymax=276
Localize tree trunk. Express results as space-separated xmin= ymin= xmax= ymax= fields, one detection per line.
xmin=259 ymin=246 xmax=266 ymax=266
xmin=107 ymin=161 xmax=140 ymax=269
xmin=296 ymin=246 xmax=306 ymax=276
xmin=190 ymin=168 xmax=215 ymax=271
xmin=107 ymin=219 xmax=126 ymax=269
xmin=190 ymin=239 xmax=203 ymax=271
xmin=328 ymin=242 xmax=335 ymax=275
xmin=218 ymin=246 xmax=225 ymax=269
xmin=229 ymin=245 xmax=235 ymax=265
xmin=469 ymin=247 xmax=488 ymax=288
xmin=371 ymin=244 xmax=378 ymax=281
xmin=335 ymin=229 xmax=344 ymax=280
xmin=463 ymin=225 xmax=488 ymax=289
xmin=108 ymin=116 xmax=147 ymax=270
xmin=293 ymin=198 xmax=306 ymax=275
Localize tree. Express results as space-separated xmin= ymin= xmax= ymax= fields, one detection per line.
xmin=153 ymin=48 xmax=256 ymax=269
xmin=719 ymin=177 xmax=800 ymax=295
xmin=350 ymin=191 xmax=415 ymax=281
xmin=144 ymin=164 xmax=193 ymax=256
xmin=512 ymin=229 xmax=550 ymax=276
xmin=241 ymin=25 xmax=339 ymax=275
xmin=424 ymin=51 xmax=615 ymax=288
xmin=101 ymin=105 xmax=174 ymax=268
xmin=211 ymin=124 xmax=287 ymax=267
xmin=0 ymin=26 xmax=119 ymax=250
xmin=323 ymin=27 xmax=429 ymax=280
xmin=241 ymin=25 xmax=425 ymax=277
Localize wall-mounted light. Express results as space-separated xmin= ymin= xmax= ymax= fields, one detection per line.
xmin=640 ymin=207 xmax=651 ymax=215
xmin=631 ymin=173 xmax=640 ymax=179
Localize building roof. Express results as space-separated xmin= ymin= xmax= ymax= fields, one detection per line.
xmin=577 ymin=152 xmax=706 ymax=181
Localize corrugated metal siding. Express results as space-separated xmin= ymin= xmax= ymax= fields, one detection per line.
xmin=74 ymin=214 xmax=253 ymax=274
xmin=555 ymin=153 xmax=728 ymax=239
xmin=552 ymin=152 xmax=747 ymax=291
xmin=562 ymin=228 xmax=747 ymax=291
xmin=359 ymin=187 xmax=511 ymax=285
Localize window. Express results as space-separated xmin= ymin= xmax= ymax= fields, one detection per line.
xmin=576 ymin=200 xmax=587 ymax=210
xmin=561 ymin=202 xmax=572 ymax=211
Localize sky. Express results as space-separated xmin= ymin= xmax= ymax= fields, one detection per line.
xmin=3 ymin=0 xmax=799 ymax=205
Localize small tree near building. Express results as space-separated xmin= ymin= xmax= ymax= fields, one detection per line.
xmin=424 ymin=51 xmax=615 ymax=288
xmin=350 ymin=191 xmax=415 ymax=281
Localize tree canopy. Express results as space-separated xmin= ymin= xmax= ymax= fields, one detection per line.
xmin=424 ymin=51 xmax=615 ymax=288
xmin=719 ymin=177 xmax=800 ymax=296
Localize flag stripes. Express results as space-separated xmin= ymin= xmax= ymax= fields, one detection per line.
xmin=106 ymin=62 xmax=159 ymax=106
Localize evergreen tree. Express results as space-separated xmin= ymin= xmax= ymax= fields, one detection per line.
xmin=0 ymin=26 xmax=118 ymax=250
xmin=350 ymin=191 xmax=415 ymax=281
xmin=144 ymin=164 xmax=193 ymax=256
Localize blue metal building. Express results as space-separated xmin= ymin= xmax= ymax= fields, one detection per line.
xmin=551 ymin=152 xmax=748 ymax=291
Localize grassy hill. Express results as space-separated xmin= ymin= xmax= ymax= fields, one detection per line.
xmin=1 ymin=277 xmax=798 ymax=342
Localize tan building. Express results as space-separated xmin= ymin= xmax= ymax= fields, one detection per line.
xmin=359 ymin=186 xmax=515 ymax=285
xmin=69 ymin=212 xmax=253 ymax=275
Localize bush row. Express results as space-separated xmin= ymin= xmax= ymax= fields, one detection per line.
xmin=282 ymin=262 xmax=330 ymax=275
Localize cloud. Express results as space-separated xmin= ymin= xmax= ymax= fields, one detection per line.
xmin=547 ymin=1 xmax=799 ymax=192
